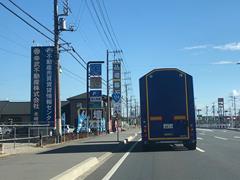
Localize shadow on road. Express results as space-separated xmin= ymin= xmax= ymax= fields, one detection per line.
xmin=39 ymin=140 xmax=190 ymax=155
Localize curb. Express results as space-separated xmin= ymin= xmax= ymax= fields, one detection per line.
xmin=124 ymin=133 xmax=139 ymax=144
xmin=50 ymin=157 xmax=99 ymax=180
xmin=0 ymin=153 xmax=11 ymax=158
xmin=50 ymin=152 xmax=113 ymax=180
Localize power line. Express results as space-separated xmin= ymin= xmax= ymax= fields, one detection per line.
xmin=96 ymin=0 xmax=118 ymax=50
xmin=0 ymin=47 xmax=29 ymax=59
xmin=89 ymin=0 xmax=115 ymax=50
xmin=0 ymin=33 xmax=28 ymax=49
xmin=86 ymin=0 xmax=109 ymax=49
xmin=74 ymin=0 xmax=86 ymax=31
xmin=100 ymin=0 xmax=121 ymax=50
xmin=8 ymin=0 xmax=88 ymax=67
xmin=0 ymin=2 xmax=54 ymax=43
xmin=3 ymin=1 xmax=87 ymax=70
xmin=62 ymin=67 xmax=86 ymax=83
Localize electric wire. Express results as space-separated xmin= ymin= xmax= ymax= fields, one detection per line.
xmin=96 ymin=0 xmax=118 ymax=50
xmin=90 ymin=0 xmax=115 ymax=50
xmin=0 ymin=2 xmax=54 ymax=43
xmin=85 ymin=0 xmax=109 ymax=49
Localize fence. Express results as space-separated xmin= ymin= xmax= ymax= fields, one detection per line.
xmin=0 ymin=124 xmax=92 ymax=151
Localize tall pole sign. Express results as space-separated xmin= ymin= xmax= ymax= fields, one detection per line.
xmin=31 ymin=46 xmax=55 ymax=127
xmin=87 ymin=61 xmax=104 ymax=135
xmin=112 ymin=61 xmax=121 ymax=141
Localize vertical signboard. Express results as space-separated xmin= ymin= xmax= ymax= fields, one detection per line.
xmin=31 ymin=46 xmax=55 ymax=126
xmin=112 ymin=61 xmax=121 ymax=117
xmin=218 ymin=98 xmax=224 ymax=123
xmin=89 ymin=63 xmax=104 ymax=132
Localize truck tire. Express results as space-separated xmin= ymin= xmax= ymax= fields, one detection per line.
xmin=184 ymin=142 xmax=196 ymax=150
xmin=142 ymin=142 xmax=150 ymax=151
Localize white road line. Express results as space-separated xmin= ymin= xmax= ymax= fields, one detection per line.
xmin=102 ymin=139 xmax=141 ymax=180
xmin=199 ymin=133 xmax=206 ymax=136
xmin=197 ymin=128 xmax=214 ymax=132
xmin=214 ymin=136 xmax=228 ymax=140
xmin=196 ymin=147 xmax=205 ymax=152
xmin=234 ymin=136 xmax=240 ymax=139
xmin=197 ymin=137 xmax=203 ymax=140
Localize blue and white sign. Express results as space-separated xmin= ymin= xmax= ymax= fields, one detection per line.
xmin=112 ymin=92 xmax=121 ymax=103
xmin=31 ymin=46 xmax=55 ymax=126
xmin=90 ymin=90 xmax=102 ymax=102
xmin=90 ymin=64 xmax=102 ymax=76
xmin=90 ymin=90 xmax=102 ymax=97
xmin=112 ymin=61 xmax=122 ymax=117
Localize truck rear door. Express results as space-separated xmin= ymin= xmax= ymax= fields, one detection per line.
xmin=146 ymin=70 xmax=189 ymax=140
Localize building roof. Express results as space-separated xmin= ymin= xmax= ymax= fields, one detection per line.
xmin=67 ymin=93 xmax=87 ymax=101
xmin=0 ymin=101 xmax=69 ymax=115
xmin=0 ymin=101 xmax=30 ymax=115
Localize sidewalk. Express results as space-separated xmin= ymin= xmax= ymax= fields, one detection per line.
xmin=0 ymin=128 xmax=140 ymax=180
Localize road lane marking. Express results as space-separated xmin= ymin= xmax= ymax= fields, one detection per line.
xmin=102 ymin=139 xmax=141 ymax=180
xmin=214 ymin=136 xmax=228 ymax=140
xmin=196 ymin=147 xmax=205 ymax=152
xmin=197 ymin=137 xmax=203 ymax=140
xmin=197 ymin=128 xmax=214 ymax=132
xmin=199 ymin=133 xmax=206 ymax=136
xmin=234 ymin=136 xmax=240 ymax=139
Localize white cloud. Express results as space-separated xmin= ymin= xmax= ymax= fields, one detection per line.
xmin=213 ymin=42 xmax=240 ymax=51
xmin=232 ymin=89 xmax=240 ymax=96
xmin=211 ymin=61 xmax=236 ymax=65
xmin=183 ymin=45 xmax=209 ymax=50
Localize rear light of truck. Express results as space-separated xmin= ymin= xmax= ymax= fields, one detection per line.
xmin=143 ymin=126 xmax=147 ymax=133
xmin=143 ymin=126 xmax=148 ymax=138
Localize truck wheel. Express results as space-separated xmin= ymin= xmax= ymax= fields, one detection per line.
xmin=142 ymin=143 xmax=150 ymax=151
xmin=184 ymin=142 xmax=196 ymax=150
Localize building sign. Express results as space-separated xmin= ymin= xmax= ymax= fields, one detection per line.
xmin=112 ymin=61 xmax=121 ymax=117
xmin=90 ymin=90 xmax=102 ymax=102
xmin=31 ymin=46 xmax=55 ymax=126
xmin=90 ymin=77 xmax=102 ymax=89
xmin=90 ymin=64 xmax=102 ymax=76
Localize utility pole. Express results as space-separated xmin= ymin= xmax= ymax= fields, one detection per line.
xmin=206 ymin=106 xmax=209 ymax=127
xmin=134 ymin=98 xmax=137 ymax=126
xmin=54 ymin=0 xmax=72 ymax=142
xmin=212 ymin=103 xmax=216 ymax=124
xmin=54 ymin=0 xmax=62 ymax=142
xmin=125 ymin=83 xmax=129 ymax=127
xmin=106 ymin=50 xmax=122 ymax=133
xmin=106 ymin=50 xmax=109 ymax=133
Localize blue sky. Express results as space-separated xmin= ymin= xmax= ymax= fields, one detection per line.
xmin=0 ymin=0 xmax=240 ymax=112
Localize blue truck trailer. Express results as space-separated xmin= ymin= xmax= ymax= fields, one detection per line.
xmin=139 ymin=68 xmax=196 ymax=150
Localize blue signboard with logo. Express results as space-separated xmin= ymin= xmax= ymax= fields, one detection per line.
xmin=90 ymin=64 xmax=102 ymax=76
xmin=31 ymin=46 xmax=55 ymax=126
xmin=90 ymin=90 xmax=102 ymax=102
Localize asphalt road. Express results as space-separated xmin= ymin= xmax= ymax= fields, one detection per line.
xmin=85 ymin=129 xmax=240 ymax=180
xmin=0 ymin=128 xmax=139 ymax=180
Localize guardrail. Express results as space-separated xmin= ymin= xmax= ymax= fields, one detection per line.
xmin=0 ymin=124 xmax=51 ymax=148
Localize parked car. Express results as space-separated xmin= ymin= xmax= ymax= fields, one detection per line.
xmin=62 ymin=125 xmax=75 ymax=134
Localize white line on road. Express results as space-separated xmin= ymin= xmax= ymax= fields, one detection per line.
xmin=234 ymin=136 xmax=240 ymax=139
xmin=197 ymin=137 xmax=203 ymax=140
xmin=102 ymin=139 xmax=141 ymax=180
xmin=196 ymin=147 xmax=205 ymax=153
xmin=214 ymin=136 xmax=228 ymax=140
xmin=198 ymin=133 xmax=206 ymax=136
xmin=197 ymin=128 xmax=214 ymax=132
